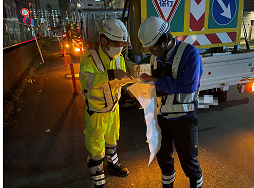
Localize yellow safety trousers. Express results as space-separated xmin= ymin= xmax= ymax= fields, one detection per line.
xmin=84 ymin=105 xmax=120 ymax=159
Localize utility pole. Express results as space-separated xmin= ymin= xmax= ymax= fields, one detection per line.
xmin=104 ymin=0 xmax=107 ymax=8
xmin=66 ymin=10 xmax=69 ymax=24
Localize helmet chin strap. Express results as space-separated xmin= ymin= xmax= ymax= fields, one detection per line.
xmin=165 ymin=32 xmax=173 ymax=43
xmin=160 ymin=32 xmax=173 ymax=65
xmin=151 ymin=32 xmax=173 ymax=59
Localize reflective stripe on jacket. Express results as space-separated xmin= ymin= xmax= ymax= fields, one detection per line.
xmin=151 ymin=39 xmax=203 ymax=119
xmin=79 ymin=45 xmax=126 ymax=112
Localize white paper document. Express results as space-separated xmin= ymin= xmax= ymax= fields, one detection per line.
xmin=128 ymin=81 xmax=162 ymax=165
xmin=109 ymin=77 xmax=141 ymax=85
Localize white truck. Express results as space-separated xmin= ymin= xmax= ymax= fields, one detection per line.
xmin=119 ymin=0 xmax=254 ymax=109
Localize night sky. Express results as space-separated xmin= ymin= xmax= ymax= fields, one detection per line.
xmin=40 ymin=0 xmax=59 ymax=9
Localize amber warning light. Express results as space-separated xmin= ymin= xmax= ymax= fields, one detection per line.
xmin=75 ymin=48 xmax=81 ymax=52
xmin=238 ymin=82 xmax=254 ymax=93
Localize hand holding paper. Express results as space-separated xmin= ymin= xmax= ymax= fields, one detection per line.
xmin=140 ymin=73 xmax=157 ymax=84
xmin=113 ymin=69 xmax=133 ymax=80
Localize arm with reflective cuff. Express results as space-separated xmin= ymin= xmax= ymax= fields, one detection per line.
xmin=155 ymin=47 xmax=203 ymax=94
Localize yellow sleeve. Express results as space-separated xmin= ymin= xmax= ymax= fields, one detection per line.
xmin=79 ymin=51 xmax=110 ymax=90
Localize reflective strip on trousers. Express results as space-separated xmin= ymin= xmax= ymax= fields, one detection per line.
xmin=89 ymin=163 xmax=104 ymax=176
xmin=106 ymin=153 xmax=118 ymax=164
xmin=193 ymin=175 xmax=203 ymax=188
xmin=161 ymin=171 xmax=176 ymax=185
xmin=92 ymin=174 xmax=105 ymax=181
xmin=93 ymin=179 xmax=106 ymax=186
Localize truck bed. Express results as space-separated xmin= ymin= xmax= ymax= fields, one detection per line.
xmin=201 ymin=52 xmax=254 ymax=91
xmin=126 ymin=52 xmax=254 ymax=91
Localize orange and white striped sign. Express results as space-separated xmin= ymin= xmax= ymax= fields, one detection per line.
xmin=175 ymin=32 xmax=237 ymax=46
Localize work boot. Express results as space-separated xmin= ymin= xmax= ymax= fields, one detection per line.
xmin=162 ymin=183 xmax=173 ymax=188
xmin=95 ymin=185 xmax=105 ymax=188
xmin=108 ymin=162 xmax=129 ymax=176
xmin=105 ymin=145 xmax=129 ymax=176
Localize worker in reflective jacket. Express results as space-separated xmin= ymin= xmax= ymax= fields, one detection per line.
xmin=138 ymin=17 xmax=203 ymax=188
xmin=79 ymin=18 xmax=132 ymax=188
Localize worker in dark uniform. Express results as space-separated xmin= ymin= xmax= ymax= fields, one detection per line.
xmin=138 ymin=16 xmax=203 ymax=188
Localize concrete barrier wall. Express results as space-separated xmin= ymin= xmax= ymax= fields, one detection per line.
xmin=3 ymin=38 xmax=42 ymax=96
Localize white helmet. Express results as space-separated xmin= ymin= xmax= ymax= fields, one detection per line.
xmin=138 ymin=16 xmax=171 ymax=47
xmin=101 ymin=18 xmax=128 ymax=42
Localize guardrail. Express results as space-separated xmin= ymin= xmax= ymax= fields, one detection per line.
xmin=3 ymin=18 xmax=50 ymax=50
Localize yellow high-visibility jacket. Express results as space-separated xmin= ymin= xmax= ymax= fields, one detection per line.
xmin=79 ymin=45 xmax=127 ymax=112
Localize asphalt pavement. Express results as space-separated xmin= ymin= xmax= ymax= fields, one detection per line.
xmin=3 ymin=39 xmax=254 ymax=188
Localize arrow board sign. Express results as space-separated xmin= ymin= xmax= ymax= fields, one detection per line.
xmin=152 ymin=0 xmax=181 ymax=22
xmin=212 ymin=0 xmax=237 ymax=25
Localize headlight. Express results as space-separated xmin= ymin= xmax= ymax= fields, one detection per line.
xmin=66 ymin=44 xmax=69 ymax=47
xmin=75 ymin=48 xmax=81 ymax=52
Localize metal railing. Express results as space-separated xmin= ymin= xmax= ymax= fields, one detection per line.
xmin=3 ymin=18 xmax=50 ymax=49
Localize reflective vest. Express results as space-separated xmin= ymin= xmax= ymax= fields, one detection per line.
xmin=80 ymin=49 xmax=122 ymax=113
xmin=151 ymin=42 xmax=199 ymax=118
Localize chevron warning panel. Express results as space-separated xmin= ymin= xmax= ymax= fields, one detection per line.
xmin=175 ymin=32 xmax=237 ymax=46
xmin=190 ymin=0 xmax=206 ymax=31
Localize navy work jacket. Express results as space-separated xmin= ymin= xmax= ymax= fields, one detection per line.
xmin=152 ymin=38 xmax=203 ymax=95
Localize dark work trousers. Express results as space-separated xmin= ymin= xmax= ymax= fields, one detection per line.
xmin=156 ymin=113 xmax=202 ymax=180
